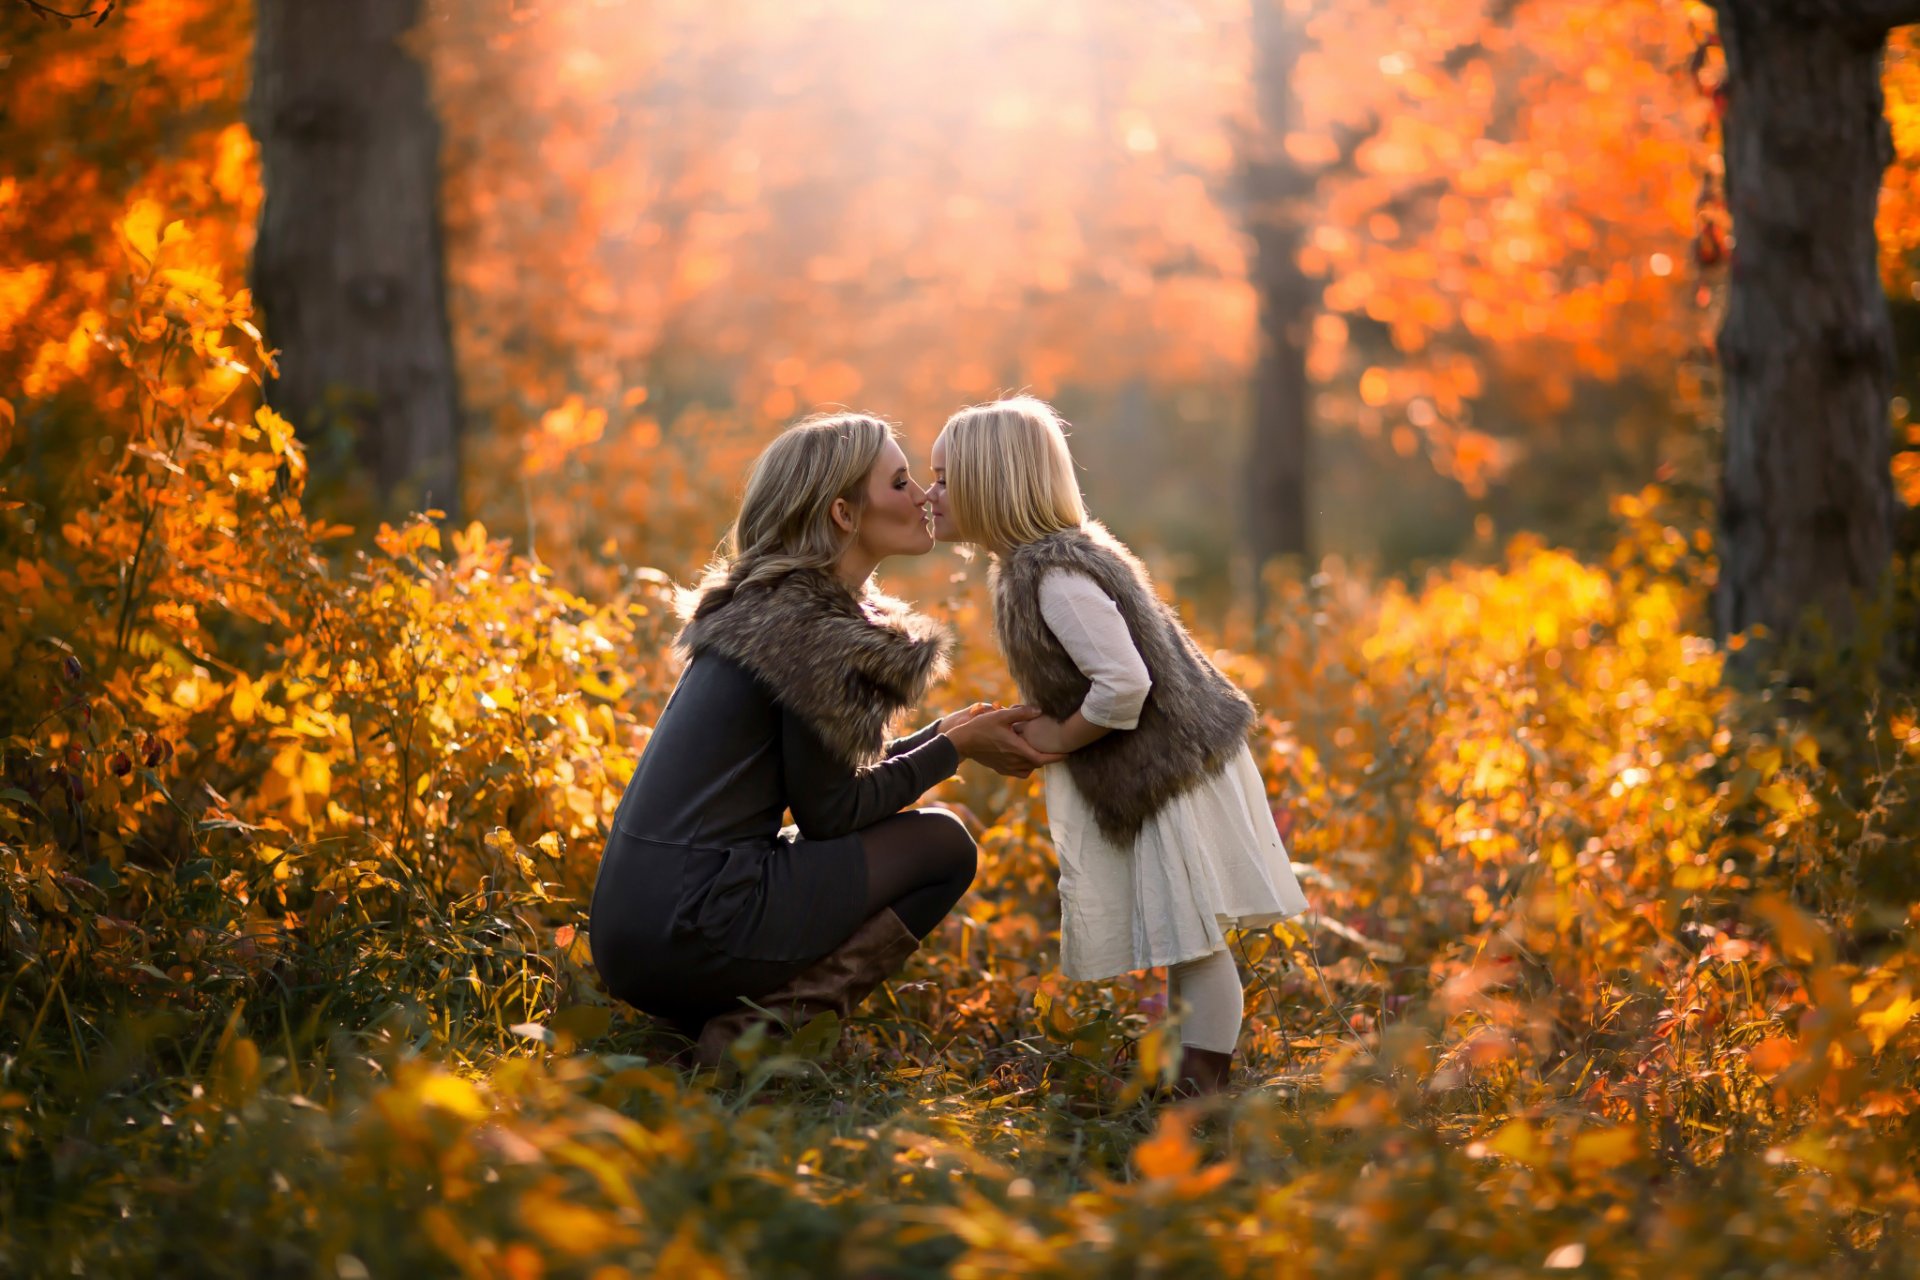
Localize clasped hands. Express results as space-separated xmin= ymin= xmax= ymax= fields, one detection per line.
xmin=938 ymin=702 xmax=1071 ymax=778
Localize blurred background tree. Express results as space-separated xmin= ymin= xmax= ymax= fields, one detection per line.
xmin=1706 ymin=0 xmax=1918 ymax=664
xmin=251 ymin=0 xmax=463 ymax=523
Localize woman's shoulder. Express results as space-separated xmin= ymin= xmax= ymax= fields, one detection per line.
xmin=675 ymin=650 xmax=779 ymax=705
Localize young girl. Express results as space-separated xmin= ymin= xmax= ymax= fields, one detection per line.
xmin=927 ymin=396 xmax=1309 ymax=1094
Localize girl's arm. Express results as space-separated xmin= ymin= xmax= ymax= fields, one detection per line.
xmin=1018 ymin=570 xmax=1151 ymax=755
xmin=1026 ymin=707 xmax=1112 ymax=754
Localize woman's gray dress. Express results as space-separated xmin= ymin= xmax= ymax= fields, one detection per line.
xmin=587 ymin=653 xmax=957 ymax=1029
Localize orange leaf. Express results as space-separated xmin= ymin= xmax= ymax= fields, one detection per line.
xmin=1134 ymin=1111 xmax=1200 ymax=1180
xmin=1748 ymin=1035 xmax=1799 ymax=1077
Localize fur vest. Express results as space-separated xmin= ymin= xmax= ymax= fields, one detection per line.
xmin=674 ymin=568 xmax=951 ymax=769
xmin=992 ymin=520 xmax=1255 ymax=845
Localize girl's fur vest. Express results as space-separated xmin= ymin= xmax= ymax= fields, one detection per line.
xmin=674 ymin=566 xmax=951 ymax=768
xmin=992 ymin=520 xmax=1254 ymax=844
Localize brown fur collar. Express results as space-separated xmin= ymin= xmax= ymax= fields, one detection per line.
xmin=674 ymin=568 xmax=951 ymax=768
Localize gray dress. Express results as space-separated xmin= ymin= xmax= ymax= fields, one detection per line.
xmin=587 ymin=652 xmax=957 ymax=1029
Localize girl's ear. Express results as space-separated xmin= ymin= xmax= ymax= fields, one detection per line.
xmin=830 ymin=497 xmax=857 ymax=535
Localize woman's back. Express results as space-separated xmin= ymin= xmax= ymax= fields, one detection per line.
xmin=611 ymin=653 xmax=786 ymax=849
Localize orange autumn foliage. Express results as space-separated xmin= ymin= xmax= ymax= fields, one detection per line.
xmin=4 ymin=5 xmax=1920 ymax=1276
xmin=6 ymin=217 xmax=1920 ymax=1274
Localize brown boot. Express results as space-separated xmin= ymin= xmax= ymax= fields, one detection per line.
xmin=1171 ymin=1045 xmax=1233 ymax=1097
xmin=693 ymin=907 xmax=920 ymax=1070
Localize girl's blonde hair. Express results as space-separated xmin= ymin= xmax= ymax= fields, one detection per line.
xmin=685 ymin=412 xmax=892 ymax=613
xmin=937 ymin=396 xmax=1085 ymax=549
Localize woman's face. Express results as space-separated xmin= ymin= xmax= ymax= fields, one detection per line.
xmin=844 ymin=436 xmax=934 ymax=562
xmin=926 ymin=434 xmax=957 ymax=543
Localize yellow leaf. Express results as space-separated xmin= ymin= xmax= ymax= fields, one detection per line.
xmin=1860 ymin=991 xmax=1917 ymax=1054
xmin=256 ymin=406 xmax=295 ymax=456
xmin=579 ymin=667 xmax=631 ymax=700
xmin=653 ymin=1222 xmax=730 ymax=1279
xmin=1569 ymin=1125 xmax=1637 ymax=1172
xmin=1783 ymin=1132 xmax=1842 ymax=1174
xmin=123 ymin=199 xmax=163 ymax=261
xmin=159 ymin=267 xmax=224 ymax=304
xmin=416 ymin=1071 xmax=488 ymax=1120
xmin=1755 ymin=783 xmax=1798 ymax=814
xmin=1792 ymin=733 xmax=1820 ymax=768
xmin=218 ymin=1036 xmax=261 ymax=1103
xmin=1047 ymin=996 xmax=1076 ymax=1040
xmin=300 ymin=751 xmax=332 ymax=801
xmin=1485 ymin=1118 xmax=1548 ymax=1167
xmin=229 ymin=672 xmax=257 ymax=724
xmin=518 ymin=1188 xmax=637 ymax=1257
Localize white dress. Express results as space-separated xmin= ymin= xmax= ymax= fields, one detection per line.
xmin=1037 ymin=570 xmax=1309 ymax=981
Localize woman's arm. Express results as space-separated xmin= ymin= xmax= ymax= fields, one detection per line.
xmin=1017 ymin=571 xmax=1152 ymax=756
xmin=782 ymin=707 xmax=961 ymax=840
xmin=884 ymin=716 xmax=947 ymax=757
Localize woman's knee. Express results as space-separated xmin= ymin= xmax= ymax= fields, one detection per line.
xmin=914 ymin=807 xmax=977 ymax=883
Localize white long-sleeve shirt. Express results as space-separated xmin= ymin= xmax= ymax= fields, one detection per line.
xmin=1037 ymin=569 xmax=1152 ymax=728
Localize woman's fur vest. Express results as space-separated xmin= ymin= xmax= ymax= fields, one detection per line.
xmin=674 ymin=566 xmax=951 ymax=769
xmin=992 ymin=520 xmax=1255 ymax=845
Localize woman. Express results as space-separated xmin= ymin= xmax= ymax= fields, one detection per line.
xmin=588 ymin=412 xmax=1060 ymax=1068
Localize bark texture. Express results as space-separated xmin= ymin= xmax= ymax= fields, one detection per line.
xmin=1711 ymin=0 xmax=1910 ymax=650
xmin=250 ymin=0 xmax=461 ymax=520
xmin=1244 ymin=0 xmax=1314 ymax=615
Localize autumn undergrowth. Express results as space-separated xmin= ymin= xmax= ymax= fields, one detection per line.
xmin=3 ymin=212 xmax=1919 ymax=1279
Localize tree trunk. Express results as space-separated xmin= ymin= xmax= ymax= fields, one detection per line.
xmin=250 ymin=0 xmax=461 ymax=522
xmin=1711 ymin=1 xmax=1906 ymax=656
xmin=1245 ymin=0 xmax=1314 ymax=625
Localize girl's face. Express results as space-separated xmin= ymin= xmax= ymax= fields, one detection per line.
xmin=841 ymin=436 xmax=934 ymax=562
xmin=926 ymin=433 xmax=958 ymax=543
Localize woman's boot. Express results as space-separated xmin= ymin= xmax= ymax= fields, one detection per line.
xmin=693 ymin=907 xmax=920 ymax=1069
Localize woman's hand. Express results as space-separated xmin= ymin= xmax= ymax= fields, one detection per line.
xmin=943 ymin=705 xmax=1067 ymax=777
xmin=935 ymin=701 xmax=996 ymax=735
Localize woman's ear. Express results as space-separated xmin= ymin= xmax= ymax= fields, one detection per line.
xmin=830 ymin=496 xmax=857 ymax=535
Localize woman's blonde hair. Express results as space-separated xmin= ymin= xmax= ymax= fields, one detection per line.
xmin=685 ymin=411 xmax=892 ymax=613
xmin=937 ymin=395 xmax=1085 ymax=549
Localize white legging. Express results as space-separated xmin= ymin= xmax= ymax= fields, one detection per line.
xmin=1168 ymin=949 xmax=1244 ymax=1053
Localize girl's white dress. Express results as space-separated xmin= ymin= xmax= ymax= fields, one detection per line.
xmin=1036 ymin=569 xmax=1309 ymax=981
